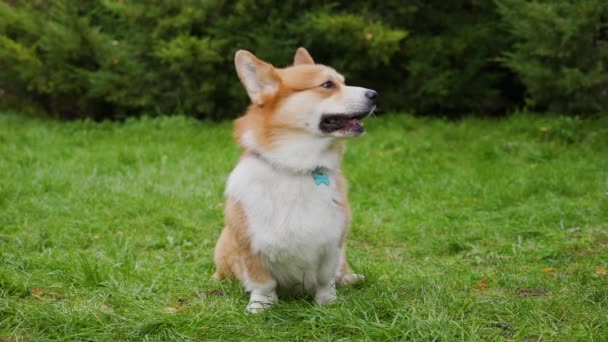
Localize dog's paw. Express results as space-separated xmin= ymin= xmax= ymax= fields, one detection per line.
xmin=314 ymin=287 xmax=337 ymax=304
xmin=245 ymin=292 xmax=278 ymax=314
xmin=245 ymin=301 xmax=273 ymax=314
xmin=315 ymin=292 xmax=337 ymax=305
xmin=336 ymin=273 xmax=365 ymax=286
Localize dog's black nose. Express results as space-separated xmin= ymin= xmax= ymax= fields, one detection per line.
xmin=365 ymin=90 xmax=378 ymax=101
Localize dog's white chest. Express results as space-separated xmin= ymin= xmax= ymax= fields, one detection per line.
xmin=225 ymin=156 xmax=345 ymax=285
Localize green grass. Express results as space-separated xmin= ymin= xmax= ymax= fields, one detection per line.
xmin=1 ymin=112 xmax=607 ymax=341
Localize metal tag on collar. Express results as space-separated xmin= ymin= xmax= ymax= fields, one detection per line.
xmin=312 ymin=167 xmax=330 ymax=186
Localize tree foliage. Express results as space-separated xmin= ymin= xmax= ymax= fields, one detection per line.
xmin=0 ymin=0 xmax=605 ymax=119
xmin=497 ymin=0 xmax=608 ymax=114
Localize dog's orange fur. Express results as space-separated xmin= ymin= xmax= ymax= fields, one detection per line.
xmin=213 ymin=198 xmax=273 ymax=283
xmin=213 ymin=48 xmax=358 ymax=285
xmin=213 ymin=178 xmax=355 ymax=284
xmin=232 ymin=50 xmax=347 ymax=150
xmin=213 ymin=48 xmax=371 ymax=313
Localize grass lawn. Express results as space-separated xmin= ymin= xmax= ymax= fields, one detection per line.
xmin=1 ymin=112 xmax=607 ymax=341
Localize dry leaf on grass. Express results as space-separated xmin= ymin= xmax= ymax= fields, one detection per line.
xmin=475 ymin=278 xmax=488 ymax=290
xmin=574 ymin=248 xmax=599 ymax=256
xmin=516 ymin=288 xmax=550 ymax=297
xmin=31 ymin=288 xmax=45 ymax=296
xmin=200 ymin=289 xmax=224 ymax=297
xmin=0 ymin=334 xmax=27 ymax=342
xmin=541 ymin=267 xmax=555 ymax=273
xmin=595 ymin=267 xmax=607 ymax=276
xmin=164 ymin=306 xmax=184 ymax=313
xmin=100 ymin=304 xmax=114 ymax=313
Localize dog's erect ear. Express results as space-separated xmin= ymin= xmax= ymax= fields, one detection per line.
xmin=235 ymin=50 xmax=280 ymax=105
xmin=293 ymin=47 xmax=314 ymax=66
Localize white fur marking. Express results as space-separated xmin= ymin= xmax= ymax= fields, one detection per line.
xmin=226 ymin=156 xmax=345 ymax=295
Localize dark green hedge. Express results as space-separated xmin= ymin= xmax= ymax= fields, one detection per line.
xmin=497 ymin=0 xmax=608 ymax=114
xmin=0 ymin=0 xmax=606 ymax=119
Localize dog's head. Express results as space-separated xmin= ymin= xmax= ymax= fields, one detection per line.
xmin=235 ymin=48 xmax=377 ymax=138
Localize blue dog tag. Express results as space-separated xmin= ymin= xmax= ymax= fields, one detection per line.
xmin=312 ymin=167 xmax=330 ymax=186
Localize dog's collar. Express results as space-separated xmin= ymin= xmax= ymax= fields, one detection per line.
xmin=248 ymin=150 xmax=331 ymax=185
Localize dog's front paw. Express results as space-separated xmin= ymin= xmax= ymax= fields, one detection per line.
xmin=245 ymin=292 xmax=278 ymax=314
xmin=245 ymin=301 xmax=272 ymax=314
xmin=314 ymin=287 xmax=337 ymax=304
xmin=336 ymin=273 xmax=365 ymax=286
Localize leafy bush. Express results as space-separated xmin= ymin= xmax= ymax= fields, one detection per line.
xmin=0 ymin=0 xmax=406 ymax=119
xmin=497 ymin=0 xmax=608 ymax=114
xmin=0 ymin=0 xmax=605 ymax=119
xmin=398 ymin=1 xmax=521 ymax=115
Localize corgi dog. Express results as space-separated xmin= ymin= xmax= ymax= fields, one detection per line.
xmin=213 ymin=47 xmax=377 ymax=313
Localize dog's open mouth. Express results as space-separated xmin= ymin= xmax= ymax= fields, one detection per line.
xmin=319 ymin=112 xmax=370 ymax=135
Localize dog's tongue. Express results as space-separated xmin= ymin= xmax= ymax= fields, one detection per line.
xmin=346 ymin=118 xmax=362 ymax=129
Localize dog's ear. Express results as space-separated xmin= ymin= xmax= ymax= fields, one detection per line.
xmin=235 ymin=50 xmax=280 ymax=105
xmin=293 ymin=47 xmax=314 ymax=66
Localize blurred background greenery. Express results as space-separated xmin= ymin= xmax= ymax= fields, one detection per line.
xmin=0 ymin=0 xmax=606 ymax=120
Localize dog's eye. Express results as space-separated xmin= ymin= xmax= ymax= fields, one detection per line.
xmin=321 ymin=81 xmax=335 ymax=89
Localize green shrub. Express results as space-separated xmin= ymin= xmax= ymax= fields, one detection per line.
xmin=497 ymin=0 xmax=608 ymax=114
xmin=398 ymin=1 xmax=521 ymax=115
xmin=0 ymin=1 xmax=406 ymax=119
xmin=1 ymin=0 xmax=605 ymax=119
xmin=306 ymin=1 xmax=521 ymax=116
